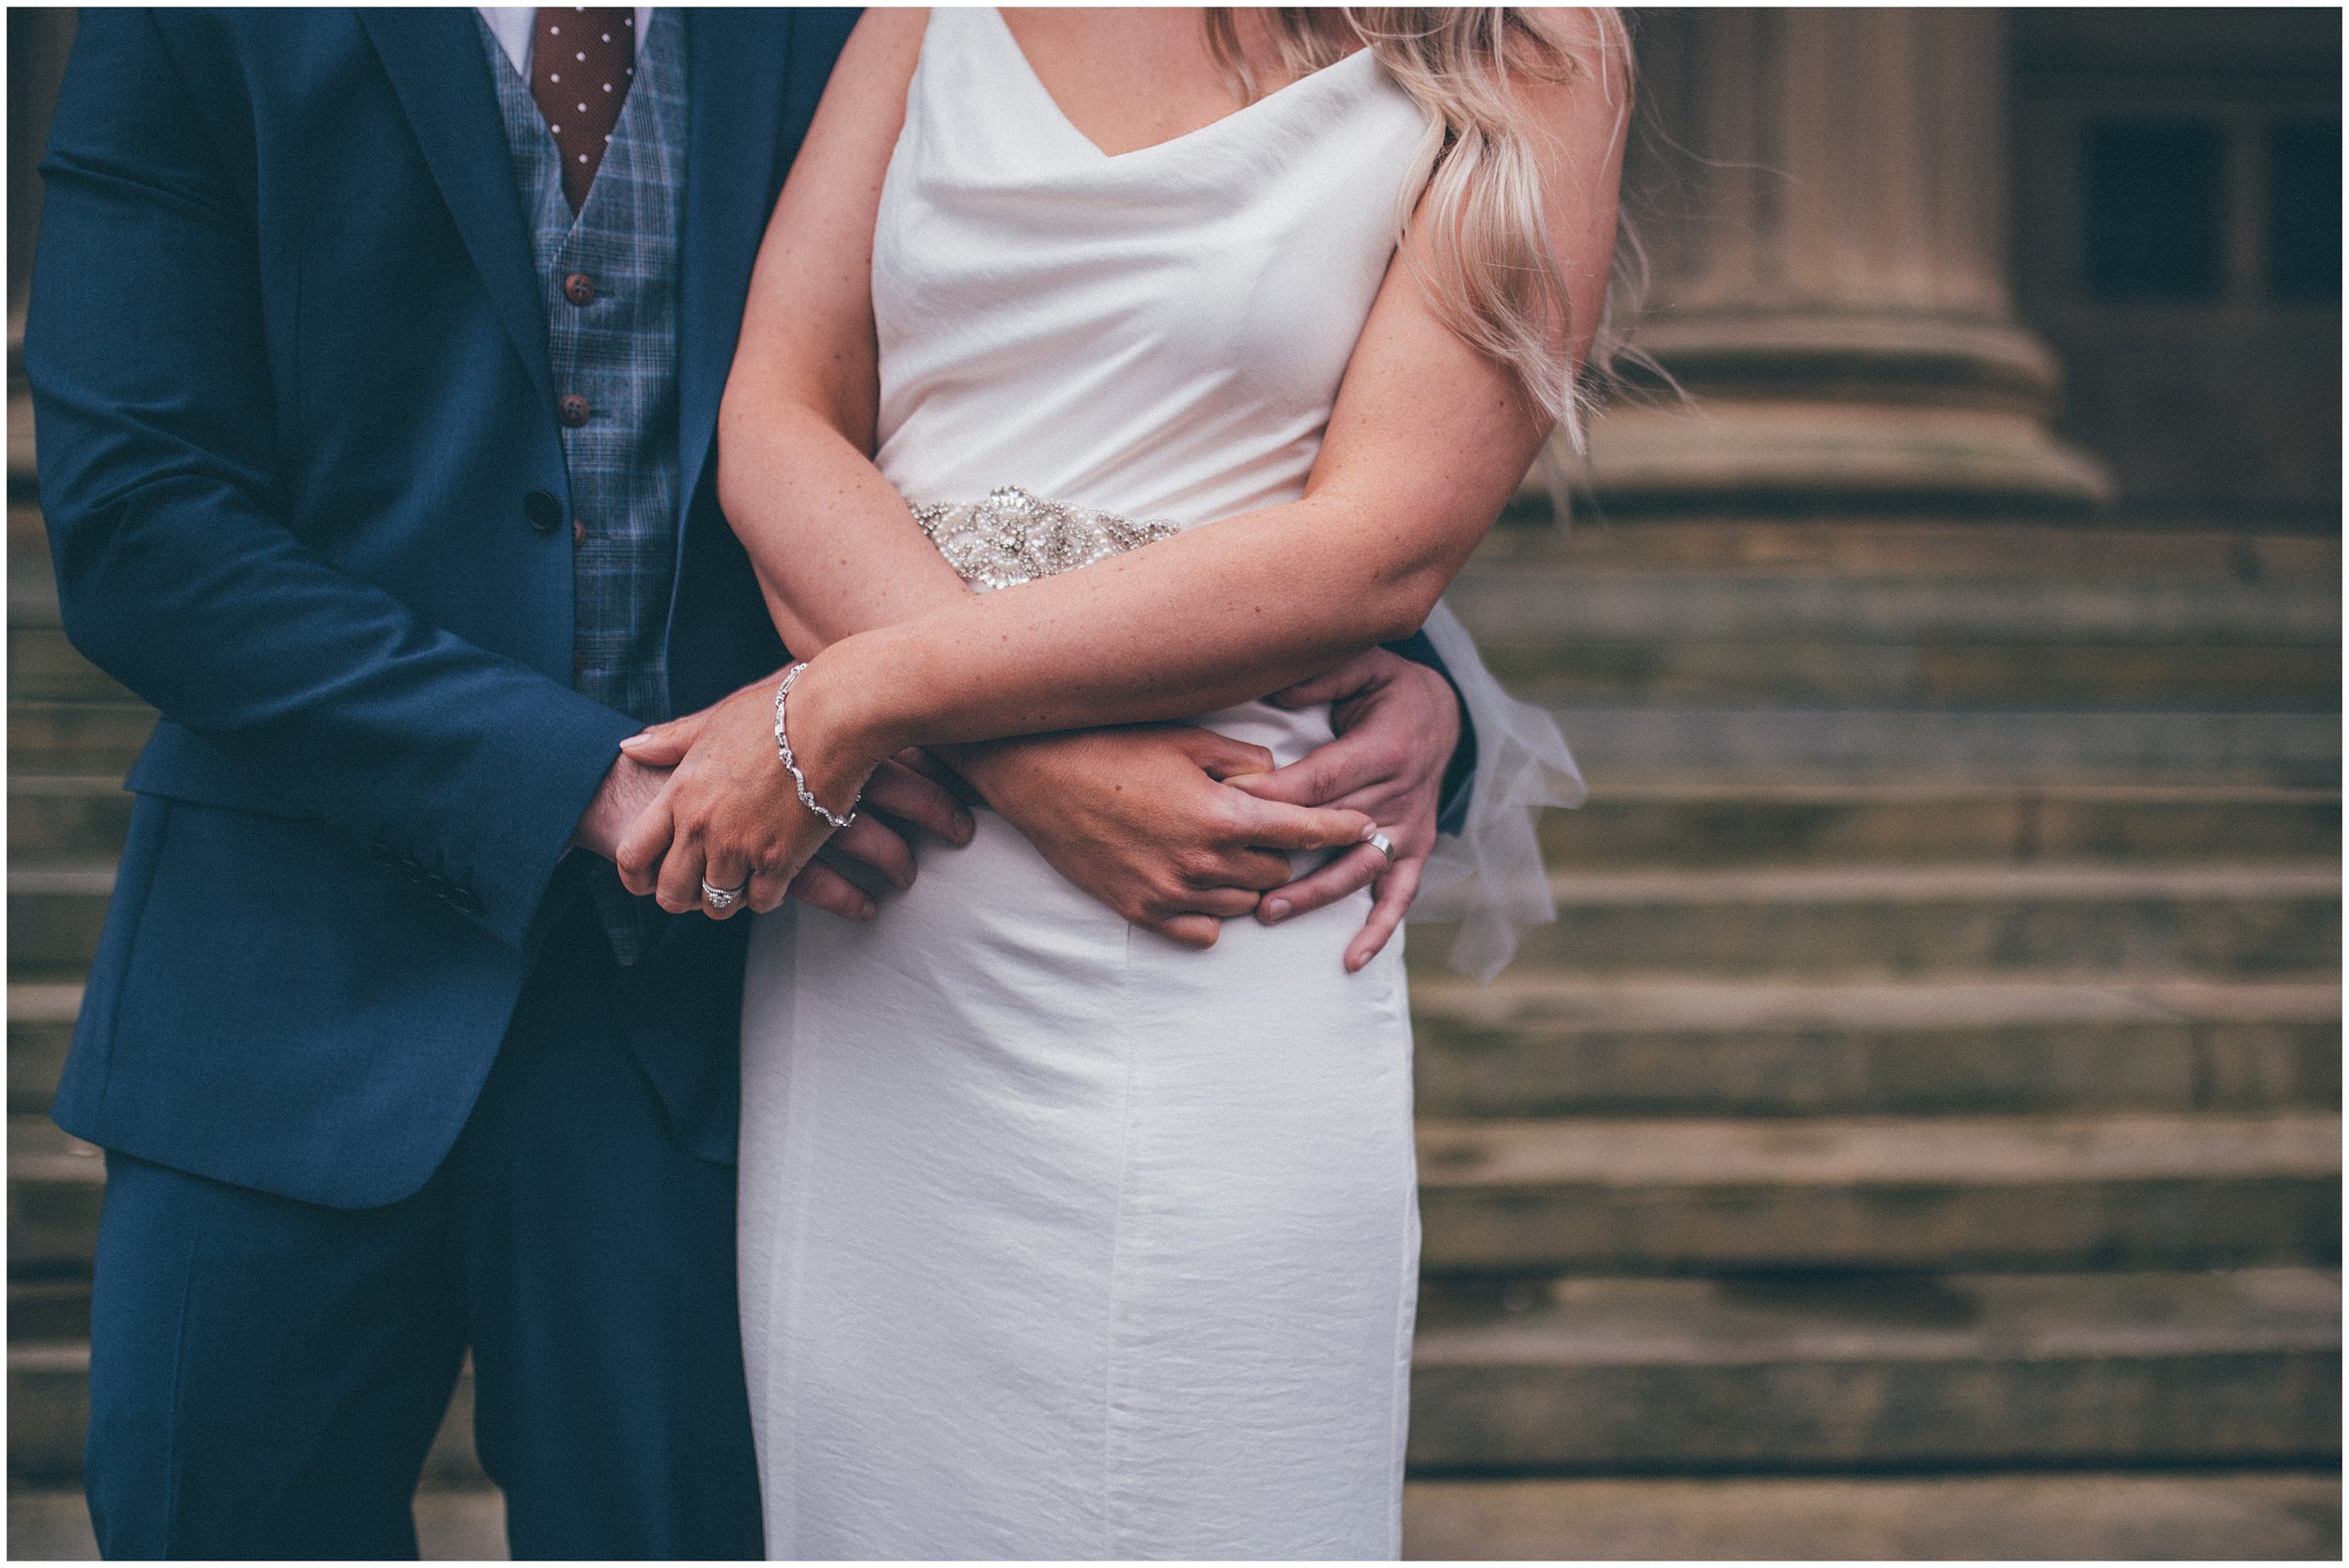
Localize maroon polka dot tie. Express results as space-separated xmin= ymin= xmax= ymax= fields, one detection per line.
xmin=531 ymin=7 xmax=636 ymax=212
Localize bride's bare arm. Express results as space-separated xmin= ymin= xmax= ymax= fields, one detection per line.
xmin=784 ymin=26 xmax=1626 ymax=747
xmin=705 ymin=10 xmax=1381 ymax=944
xmin=625 ymin=10 xmax=1626 ymax=913
xmin=714 ymin=8 xmax=970 ymax=653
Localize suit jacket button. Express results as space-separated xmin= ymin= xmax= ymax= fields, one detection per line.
xmin=563 ymin=272 xmax=596 ymax=307
xmin=523 ymin=490 xmax=563 ymax=534
xmin=558 ymin=394 xmax=591 ymax=427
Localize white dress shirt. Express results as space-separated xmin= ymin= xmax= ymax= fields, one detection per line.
xmin=477 ymin=8 xmax=657 ymax=78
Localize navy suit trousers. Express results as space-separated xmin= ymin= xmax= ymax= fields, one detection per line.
xmin=82 ymin=892 xmax=762 ymax=1560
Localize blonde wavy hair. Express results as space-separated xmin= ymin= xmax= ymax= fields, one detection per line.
xmin=1206 ymin=8 xmax=1633 ymax=453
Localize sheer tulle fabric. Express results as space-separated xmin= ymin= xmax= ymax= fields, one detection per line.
xmin=1415 ymin=598 xmax=1586 ymax=980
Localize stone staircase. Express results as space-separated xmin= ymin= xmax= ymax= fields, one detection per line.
xmin=8 ymin=365 xmax=2341 ymax=1556
xmin=1399 ymin=514 xmax=2341 ymax=1557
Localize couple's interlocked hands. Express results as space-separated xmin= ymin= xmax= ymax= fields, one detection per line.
xmin=573 ymin=647 xmax=1457 ymax=970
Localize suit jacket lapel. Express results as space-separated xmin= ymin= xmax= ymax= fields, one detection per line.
xmin=357 ymin=10 xmax=556 ymax=422
xmin=677 ymin=8 xmax=795 ymax=536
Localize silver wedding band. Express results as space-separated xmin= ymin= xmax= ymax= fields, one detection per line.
xmin=701 ymin=875 xmax=749 ymax=910
xmin=1366 ymin=831 xmax=1395 ymax=864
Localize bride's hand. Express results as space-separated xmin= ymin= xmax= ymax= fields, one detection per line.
xmin=946 ymin=725 xmax=1378 ymax=950
xmin=614 ymin=661 xmax=881 ymax=918
xmin=624 ymin=717 xmax=975 ymax=923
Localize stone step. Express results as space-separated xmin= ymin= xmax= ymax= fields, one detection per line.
xmin=1416 ymin=1111 xmax=2341 ymax=1275
xmin=1412 ymin=862 xmax=2341 ymax=981
xmin=8 ymin=1340 xmax=485 ymax=1489
xmin=1541 ymin=784 xmax=2341 ymax=867
xmin=8 ymin=392 xmax=34 ymax=498
xmin=8 ymin=776 xmax=132 ymax=867
xmin=1449 ymin=567 xmax=2341 ymax=644
xmin=9 ymin=865 xmax=117 ymax=977
xmin=1468 ymin=517 xmax=2341 ymax=582
xmin=25 ymin=1104 xmax=2326 ymax=1288
xmin=9 ymin=623 xmax=136 ymax=705
xmin=8 ymin=502 xmax=53 ymax=613
xmin=1407 ymin=1265 xmax=2341 ymax=1471
xmin=8 ymin=700 xmax=154 ymax=778
xmin=8 ymin=781 xmax=2333 ymax=883
xmin=17 ymin=974 xmax=2330 ymax=1129
xmin=1400 ymin=1470 xmax=2341 ymax=1560
xmin=21 ymin=859 xmax=2338 ymax=1014
xmin=9 ymin=1472 xmax=2341 ymax=1561
xmin=10 ymin=982 xmax=82 ymax=1115
xmin=1410 ymin=975 xmax=2342 ymax=1118
xmin=10 ymin=1278 xmax=89 ymax=1344
xmin=8 ymin=1485 xmax=511 ymax=1561
xmin=8 ymin=1117 xmax=105 ymax=1277
xmin=19 ymin=1265 xmax=2336 ymax=1503
xmin=10 ymin=1343 xmax=88 ymax=1488
xmin=1494 ymin=642 xmax=2338 ymax=707
xmin=1545 ymin=705 xmax=2339 ymax=786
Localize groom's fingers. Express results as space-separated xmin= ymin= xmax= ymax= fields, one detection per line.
xmin=895 ymin=746 xmax=986 ymax=811
xmin=822 ymin=815 xmax=916 ymax=893
xmin=861 ymin=758 xmax=975 ymax=845
xmin=1158 ymin=885 xmax=1261 ymax=921
xmin=614 ymin=794 xmax=677 ymax=897
xmin=1233 ymin=798 xmax=1376 ymax=854
xmin=1346 ymin=855 xmax=1423 ymax=972
xmin=783 ymin=860 xmax=876 ymax=922
xmin=1255 ymin=843 xmax=1383 ymax=925
xmin=1189 ymin=846 xmax=1295 ymax=893
xmin=1230 ymin=728 xmax=1392 ymax=811
xmin=1149 ymin=912 xmax=1223 ymax=949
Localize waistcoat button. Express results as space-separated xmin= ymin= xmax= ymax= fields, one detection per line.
xmin=558 ymin=394 xmax=591 ymax=427
xmin=564 ymin=272 xmax=596 ymax=307
xmin=522 ymin=489 xmax=563 ymax=534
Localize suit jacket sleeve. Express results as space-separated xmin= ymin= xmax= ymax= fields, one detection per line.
xmin=24 ymin=9 xmax=640 ymax=948
xmin=1381 ymin=630 xmax=1479 ymax=836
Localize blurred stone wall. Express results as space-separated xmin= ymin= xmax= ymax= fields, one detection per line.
xmin=1593 ymin=6 xmax=2339 ymax=529
xmin=2010 ymin=7 xmax=2341 ymax=527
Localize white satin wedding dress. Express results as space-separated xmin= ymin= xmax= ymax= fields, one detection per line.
xmin=736 ymin=10 xmax=1582 ymax=1559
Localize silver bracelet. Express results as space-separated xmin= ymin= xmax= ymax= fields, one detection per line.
xmin=772 ymin=662 xmax=858 ymax=831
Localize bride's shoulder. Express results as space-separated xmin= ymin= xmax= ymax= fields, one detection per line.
xmin=1487 ymin=9 xmax=1633 ymax=138
xmin=833 ymin=8 xmax=934 ymax=94
xmin=1377 ymin=10 xmax=1630 ymax=179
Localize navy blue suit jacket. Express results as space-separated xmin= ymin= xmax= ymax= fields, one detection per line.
xmin=29 ymin=8 xmax=857 ymax=1207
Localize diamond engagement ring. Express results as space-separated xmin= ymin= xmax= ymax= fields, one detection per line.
xmin=1366 ymin=831 xmax=1395 ymax=864
xmin=701 ymin=876 xmax=748 ymax=911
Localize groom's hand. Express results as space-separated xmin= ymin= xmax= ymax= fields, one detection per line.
xmin=948 ymin=727 xmax=1375 ymax=951
xmin=1227 ymin=648 xmax=1460 ymax=971
xmin=571 ymin=753 xmax=671 ymax=862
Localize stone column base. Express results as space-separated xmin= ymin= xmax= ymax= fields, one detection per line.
xmin=1577 ymin=311 xmax=2115 ymax=518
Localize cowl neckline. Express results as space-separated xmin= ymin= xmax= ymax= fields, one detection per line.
xmin=983 ymin=7 xmax=1382 ymax=167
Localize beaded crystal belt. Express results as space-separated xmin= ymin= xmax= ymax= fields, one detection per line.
xmin=910 ymin=485 xmax=1177 ymax=591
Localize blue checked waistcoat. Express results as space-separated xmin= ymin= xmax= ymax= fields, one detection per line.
xmin=481 ymin=10 xmax=686 ymax=726
xmin=482 ymin=11 xmax=688 ymax=957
